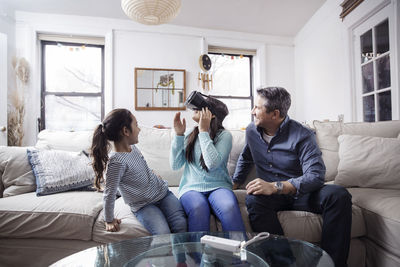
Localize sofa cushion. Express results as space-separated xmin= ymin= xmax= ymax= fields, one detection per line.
xmin=136 ymin=126 xmax=182 ymax=186
xmin=313 ymin=120 xmax=400 ymax=182
xmin=0 ymin=146 xmax=36 ymax=197
xmin=348 ymin=188 xmax=400 ymax=258
xmin=27 ymin=149 xmax=94 ymax=196
xmin=233 ymin=189 xmax=365 ymax=243
xmin=335 ymin=135 xmax=400 ymax=189
xmin=0 ymin=191 xmax=103 ymax=240
xmin=227 ymin=129 xmax=246 ymax=176
xmin=35 ymin=130 xmax=93 ymax=152
xmin=278 ymin=205 xmax=365 ymax=243
xmin=313 ymin=121 xmax=342 ymax=181
xmin=92 ymin=197 xmax=150 ymax=243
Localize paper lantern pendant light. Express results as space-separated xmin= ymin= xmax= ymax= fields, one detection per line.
xmin=121 ymin=0 xmax=181 ymax=25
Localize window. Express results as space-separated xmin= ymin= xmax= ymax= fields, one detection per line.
xmin=353 ymin=5 xmax=397 ymax=122
xmin=208 ymin=47 xmax=254 ymax=129
xmin=40 ymin=37 xmax=104 ymax=131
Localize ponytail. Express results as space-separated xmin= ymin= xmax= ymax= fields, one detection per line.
xmin=91 ymin=124 xmax=110 ymax=190
xmin=90 ymin=108 xmax=134 ymax=190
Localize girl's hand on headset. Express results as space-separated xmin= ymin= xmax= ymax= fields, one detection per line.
xmin=199 ymin=107 xmax=213 ymax=132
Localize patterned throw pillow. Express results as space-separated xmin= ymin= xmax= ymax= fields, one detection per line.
xmin=27 ymin=149 xmax=94 ymax=196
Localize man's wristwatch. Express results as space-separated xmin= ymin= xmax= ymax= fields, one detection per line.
xmin=274 ymin=181 xmax=283 ymax=194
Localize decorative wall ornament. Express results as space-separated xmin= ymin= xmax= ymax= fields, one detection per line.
xmin=121 ymin=0 xmax=181 ymax=25
xmin=198 ymin=54 xmax=213 ymax=91
xmin=8 ymin=56 xmax=30 ymax=146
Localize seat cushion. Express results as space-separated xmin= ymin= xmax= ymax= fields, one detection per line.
xmin=234 ymin=189 xmax=365 ymax=243
xmin=92 ymin=197 xmax=150 ymax=243
xmin=0 ymin=191 xmax=103 ymax=240
xmin=348 ymin=188 xmax=400 ymax=258
xmin=278 ymin=205 xmax=365 ymax=242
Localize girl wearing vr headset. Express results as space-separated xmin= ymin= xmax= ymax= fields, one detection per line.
xmin=170 ymin=93 xmax=245 ymax=232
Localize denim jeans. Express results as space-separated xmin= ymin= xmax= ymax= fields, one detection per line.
xmin=133 ymin=190 xmax=187 ymax=235
xmin=180 ymin=188 xmax=246 ymax=232
xmin=246 ymin=184 xmax=352 ymax=267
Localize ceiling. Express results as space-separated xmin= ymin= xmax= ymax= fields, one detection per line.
xmin=0 ymin=0 xmax=327 ymax=36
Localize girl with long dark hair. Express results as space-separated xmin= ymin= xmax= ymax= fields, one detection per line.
xmin=91 ymin=108 xmax=186 ymax=236
xmin=170 ymin=96 xmax=245 ymax=232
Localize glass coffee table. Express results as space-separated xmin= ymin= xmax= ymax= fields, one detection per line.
xmin=51 ymin=232 xmax=334 ymax=267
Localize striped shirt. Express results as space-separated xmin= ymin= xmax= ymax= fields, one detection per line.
xmin=170 ymin=129 xmax=233 ymax=198
xmin=103 ymin=145 xmax=168 ymax=222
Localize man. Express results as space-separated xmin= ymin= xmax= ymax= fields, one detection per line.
xmin=232 ymin=87 xmax=352 ymax=267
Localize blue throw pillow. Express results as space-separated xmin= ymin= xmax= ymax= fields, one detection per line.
xmin=27 ymin=149 xmax=94 ymax=196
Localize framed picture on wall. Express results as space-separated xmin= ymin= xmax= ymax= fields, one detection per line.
xmin=135 ymin=68 xmax=186 ymax=110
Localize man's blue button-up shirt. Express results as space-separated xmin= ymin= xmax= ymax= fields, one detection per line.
xmin=232 ymin=116 xmax=326 ymax=197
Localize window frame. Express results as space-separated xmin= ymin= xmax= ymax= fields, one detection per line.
xmin=208 ymin=52 xmax=254 ymax=123
xmin=352 ymin=4 xmax=398 ymax=122
xmin=40 ymin=40 xmax=105 ymax=131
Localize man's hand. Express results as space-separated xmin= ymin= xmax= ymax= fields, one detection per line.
xmin=173 ymin=112 xmax=186 ymax=135
xmin=199 ymin=107 xmax=212 ymax=132
xmin=105 ymin=218 xmax=121 ymax=232
xmin=246 ymin=178 xmax=275 ymax=195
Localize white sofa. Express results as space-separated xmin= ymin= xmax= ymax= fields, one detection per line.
xmin=0 ymin=121 xmax=399 ymax=267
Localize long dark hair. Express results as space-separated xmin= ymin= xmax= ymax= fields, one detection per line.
xmin=91 ymin=108 xmax=133 ymax=190
xmin=185 ymin=97 xmax=228 ymax=172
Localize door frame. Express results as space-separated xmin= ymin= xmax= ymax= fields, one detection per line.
xmin=0 ymin=33 xmax=7 ymax=146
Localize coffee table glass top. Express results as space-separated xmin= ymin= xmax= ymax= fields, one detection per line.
xmin=51 ymin=231 xmax=334 ymax=267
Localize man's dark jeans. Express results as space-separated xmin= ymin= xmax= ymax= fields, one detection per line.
xmin=246 ymin=184 xmax=352 ymax=267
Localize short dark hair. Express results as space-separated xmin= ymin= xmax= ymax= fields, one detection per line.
xmin=256 ymin=87 xmax=291 ymax=118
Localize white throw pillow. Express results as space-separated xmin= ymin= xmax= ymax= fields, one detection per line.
xmin=313 ymin=120 xmax=400 ymax=182
xmin=27 ymin=149 xmax=95 ymax=196
xmin=227 ymin=129 xmax=246 ymax=176
xmin=335 ymin=135 xmax=400 ymax=189
xmin=313 ymin=121 xmax=342 ymax=181
xmin=35 ymin=130 xmax=93 ymax=152
xmin=135 ymin=126 xmax=182 ymax=186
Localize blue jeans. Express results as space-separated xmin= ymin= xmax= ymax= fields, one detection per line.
xmin=134 ymin=190 xmax=187 ymax=235
xmin=180 ymin=188 xmax=245 ymax=232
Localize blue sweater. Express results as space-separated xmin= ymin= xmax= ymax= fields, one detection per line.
xmin=170 ymin=129 xmax=233 ymax=198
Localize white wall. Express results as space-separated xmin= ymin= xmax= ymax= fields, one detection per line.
xmin=13 ymin=11 xmax=295 ymax=145
xmin=0 ymin=4 xmax=15 ymax=86
xmin=113 ymin=31 xmax=201 ymax=128
xmin=294 ymin=0 xmax=398 ymax=123
xmin=295 ymin=0 xmax=350 ymax=123
xmin=264 ymin=44 xmax=296 ymax=118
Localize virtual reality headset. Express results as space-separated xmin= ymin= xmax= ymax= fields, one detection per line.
xmin=184 ymin=91 xmax=229 ymax=121
xmin=184 ymin=91 xmax=213 ymax=111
